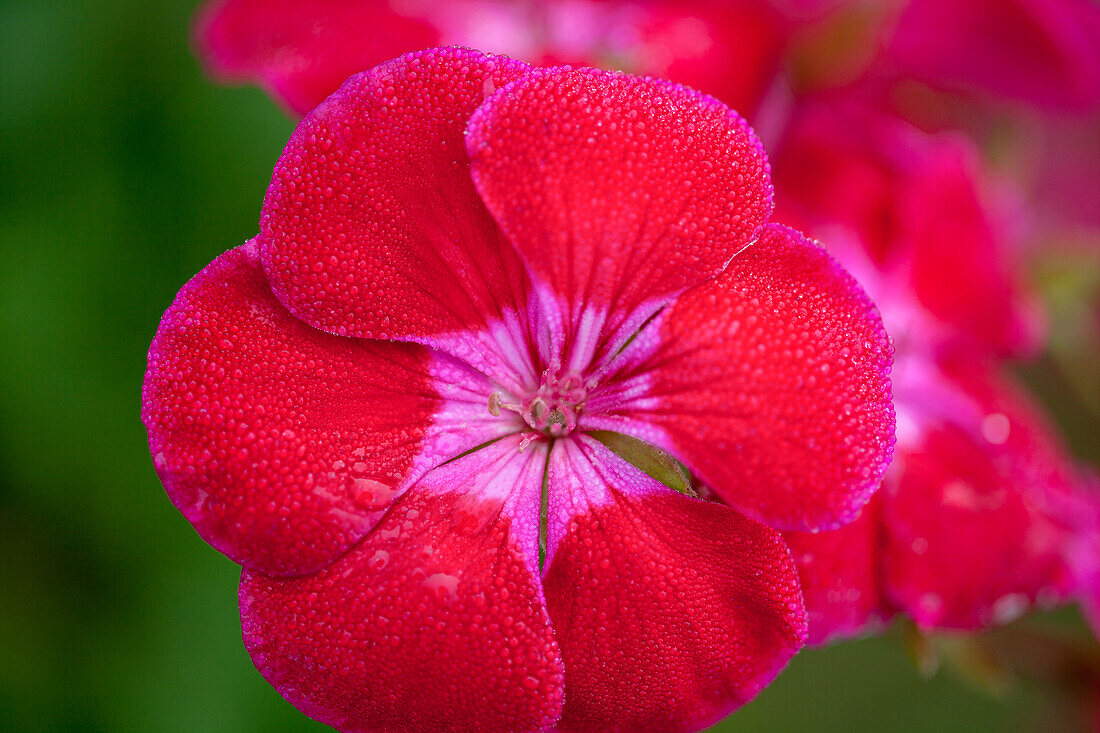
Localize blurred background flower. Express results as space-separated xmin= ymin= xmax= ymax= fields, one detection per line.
xmin=1 ymin=0 xmax=1096 ymax=730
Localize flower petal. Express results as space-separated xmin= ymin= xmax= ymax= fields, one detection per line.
xmin=881 ymin=429 xmax=1073 ymax=630
xmin=899 ymin=144 xmax=1044 ymax=356
xmin=194 ymin=0 xmax=441 ymax=116
xmin=1069 ymin=472 xmax=1100 ymax=635
xmin=467 ymin=65 xmax=773 ymax=371
xmin=782 ymin=496 xmax=889 ymax=646
xmin=240 ymin=435 xmax=563 ymax=732
xmin=542 ymin=436 xmax=805 ymax=731
xmin=142 ymin=243 xmax=511 ymax=576
xmin=772 ymin=102 xmax=1043 ymax=356
xmin=588 ymin=223 xmax=895 ymax=531
xmin=883 ymin=358 xmax=1086 ymax=629
xmin=260 ymin=47 xmax=538 ymax=381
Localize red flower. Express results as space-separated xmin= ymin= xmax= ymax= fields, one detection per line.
xmin=143 ymin=48 xmax=895 ymax=730
xmin=772 ymin=102 xmax=1091 ymax=641
xmin=194 ymin=0 xmax=789 ymax=117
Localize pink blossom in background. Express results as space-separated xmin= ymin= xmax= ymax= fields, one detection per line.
xmin=421 ymin=0 xmax=791 ymax=115
xmin=879 ymin=353 xmax=1087 ymax=630
xmin=195 ymin=0 xmax=790 ymax=117
xmin=773 ymin=100 xmax=1043 ymax=357
xmin=884 ymin=0 xmax=1100 ymax=112
xmin=771 ymin=102 xmax=1094 ymax=642
xmin=784 ymin=336 xmax=1093 ymax=642
xmin=777 ymin=0 xmax=1100 ymax=112
xmin=784 ymin=316 xmax=1093 ymax=643
xmin=195 ymin=0 xmax=440 ymax=115
xmin=1074 ymin=472 xmax=1100 ymax=639
xmin=782 ymin=494 xmax=886 ymax=644
xmin=143 ymin=47 xmax=896 ymax=730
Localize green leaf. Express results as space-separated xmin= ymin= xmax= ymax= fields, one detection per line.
xmin=588 ymin=431 xmax=695 ymax=495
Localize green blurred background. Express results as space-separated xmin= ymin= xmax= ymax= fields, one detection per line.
xmin=0 ymin=1 xmax=1095 ymax=730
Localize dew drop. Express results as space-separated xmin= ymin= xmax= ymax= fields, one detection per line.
xmin=351 ymin=478 xmax=395 ymax=510
xmin=423 ymin=573 xmax=460 ymax=602
xmin=367 ymin=550 xmax=390 ymax=572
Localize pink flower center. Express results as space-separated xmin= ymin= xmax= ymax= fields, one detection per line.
xmin=489 ymin=368 xmax=589 ymax=436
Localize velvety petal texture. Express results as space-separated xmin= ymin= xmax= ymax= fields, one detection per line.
xmin=467 ymin=65 xmax=773 ymax=369
xmin=543 ymin=437 xmax=806 ymax=732
xmin=589 ymin=224 xmax=895 ymax=531
xmin=142 ymin=242 xmax=508 ymax=576
xmin=260 ymin=47 xmax=538 ymax=381
xmin=241 ymin=437 xmax=564 ymax=732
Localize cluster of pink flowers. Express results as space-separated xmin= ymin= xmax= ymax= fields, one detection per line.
xmin=774 ymin=100 xmax=1097 ymax=641
xmin=143 ymin=0 xmax=1099 ymax=730
xmin=195 ymin=0 xmax=792 ymax=118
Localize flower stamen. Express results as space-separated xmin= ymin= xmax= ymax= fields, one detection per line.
xmin=487 ymin=369 xmax=589 ymax=436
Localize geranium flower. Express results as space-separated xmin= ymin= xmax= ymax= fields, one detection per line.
xmin=143 ymin=47 xmax=895 ymax=730
xmin=195 ymin=0 xmax=789 ymax=118
xmin=770 ymin=102 xmax=1091 ymax=642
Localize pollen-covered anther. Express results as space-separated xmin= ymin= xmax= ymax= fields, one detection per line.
xmin=487 ymin=389 xmax=525 ymax=418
